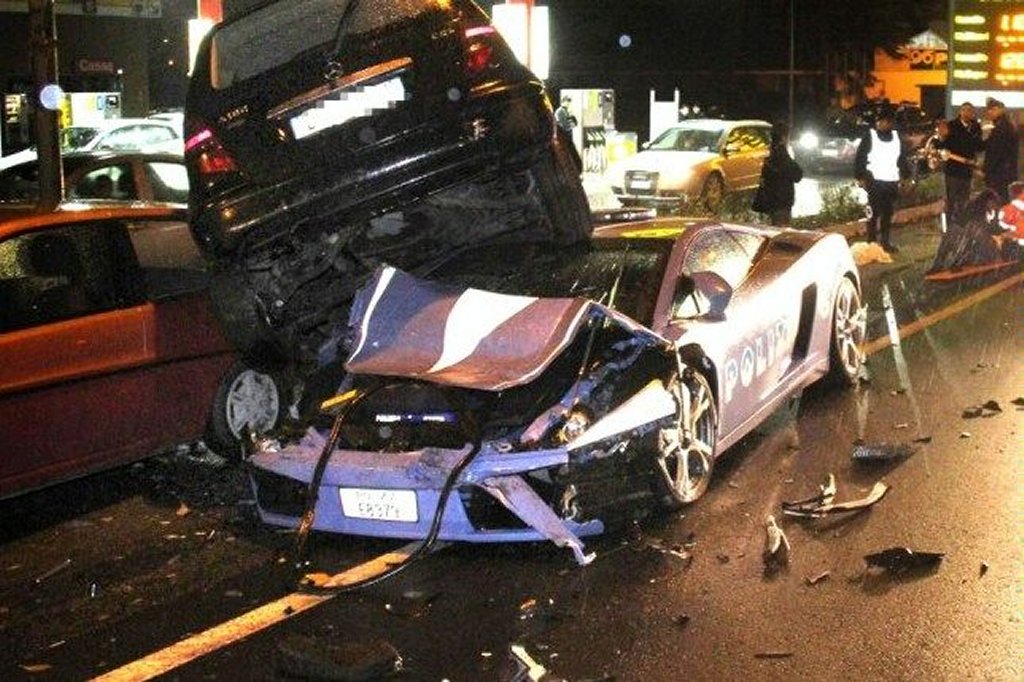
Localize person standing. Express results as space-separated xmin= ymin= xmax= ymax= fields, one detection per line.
xmin=755 ymin=121 xmax=804 ymax=226
xmin=936 ymin=102 xmax=982 ymax=222
xmin=854 ymin=105 xmax=908 ymax=253
xmin=981 ymin=97 xmax=1019 ymax=203
xmin=555 ymin=96 xmax=577 ymax=134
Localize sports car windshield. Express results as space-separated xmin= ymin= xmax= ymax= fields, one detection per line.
xmin=648 ymin=127 xmax=722 ymax=152
xmin=430 ymin=239 xmax=673 ymax=327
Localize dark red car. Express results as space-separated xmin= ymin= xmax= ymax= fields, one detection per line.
xmin=0 ymin=204 xmax=284 ymax=498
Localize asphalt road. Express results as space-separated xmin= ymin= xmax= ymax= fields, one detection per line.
xmin=0 ymin=220 xmax=1021 ymax=681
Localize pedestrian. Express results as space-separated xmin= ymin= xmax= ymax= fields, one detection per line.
xmin=854 ymin=105 xmax=909 ymax=253
xmin=753 ymin=121 xmax=803 ymax=226
xmin=555 ymin=96 xmax=577 ymax=133
xmin=981 ymin=97 xmax=1019 ymax=203
xmin=936 ymin=102 xmax=982 ymax=222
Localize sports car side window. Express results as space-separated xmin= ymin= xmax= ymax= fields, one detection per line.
xmin=0 ymin=221 xmax=145 ymax=333
xmin=681 ymin=231 xmax=761 ymax=289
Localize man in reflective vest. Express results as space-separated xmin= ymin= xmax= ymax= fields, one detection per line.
xmin=854 ymin=105 xmax=909 ymax=254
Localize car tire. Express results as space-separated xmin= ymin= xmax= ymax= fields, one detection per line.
xmin=655 ymin=369 xmax=718 ymax=509
xmin=205 ymin=361 xmax=286 ymax=460
xmin=532 ymin=138 xmax=593 ymax=244
xmin=826 ymin=276 xmax=866 ymax=386
xmin=699 ymin=173 xmax=725 ymax=213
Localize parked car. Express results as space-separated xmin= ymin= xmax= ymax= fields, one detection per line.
xmin=185 ymin=0 xmax=591 ymax=371
xmin=245 ymin=216 xmax=866 ymax=562
xmin=605 ymin=119 xmax=772 ymax=213
xmin=0 ymin=205 xmax=285 ymax=499
xmin=0 ymin=151 xmax=189 ymax=208
xmin=795 ymin=101 xmax=933 ymax=173
xmin=0 ymin=119 xmax=184 ymax=172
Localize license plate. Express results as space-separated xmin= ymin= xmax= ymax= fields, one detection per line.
xmin=820 ymin=148 xmax=839 ymax=158
xmin=290 ymin=76 xmax=406 ymax=140
xmin=339 ymin=487 xmax=418 ymax=522
xmin=629 ymin=179 xmax=652 ymax=190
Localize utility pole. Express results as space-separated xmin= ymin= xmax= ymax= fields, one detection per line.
xmin=29 ymin=0 xmax=62 ymax=210
xmin=788 ymin=0 xmax=795 ymax=128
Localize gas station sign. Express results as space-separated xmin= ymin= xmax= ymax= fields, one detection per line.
xmin=951 ymin=0 xmax=1024 ymax=102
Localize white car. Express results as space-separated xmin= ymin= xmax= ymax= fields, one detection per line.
xmin=0 ymin=118 xmax=183 ymax=171
xmin=607 ymin=119 xmax=771 ymax=212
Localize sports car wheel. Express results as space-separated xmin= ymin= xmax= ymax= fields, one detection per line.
xmin=205 ymin=361 xmax=285 ymax=459
xmin=827 ymin=277 xmax=866 ymax=385
xmin=700 ymin=174 xmax=725 ymax=213
xmin=656 ymin=370 xmax=718 ymax=508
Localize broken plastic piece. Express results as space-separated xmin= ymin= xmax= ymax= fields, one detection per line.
xmin=673 ymin=613 xmax=691 ymax=628
xmin=851 ymin=443 xmax=917 ymax=461
xmin=804 ymin=570 xmax=830 ymax=586
xmin=754 ymin=651 xmax=794 ymax=659
xmin=982 ymin=400 xmax=1002 ymax=412
xmin=508 ymin=643 xmax=548 ymax=682
xmin=1011 ymin=397 xmax=1024 ymax=407
xmin=763 ymin=515 xmax=790 ymax=565
xmin=34 ymin=558 xmax=71 ymax=585
xmin=912 ymin=435 xmax=932 ymax=444
xmin=782 ymin=478 xmax=888 ymax=518
xmin=275 ymin=635 xmax=402 ymax=681
xmin=980 ymin=562 xmax=990 ymax=577
xmin=864 ymin=547 xmax=944 ymax=572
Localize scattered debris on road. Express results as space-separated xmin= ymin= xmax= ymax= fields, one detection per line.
xmin=1011 ymin=397 xmax=1024 ymax=407
xmin=754 ymin=651 xmax=794 ymax=659
xmin=864 ymin=547 xmax=944 ymax=573
xmin=673 ymin=613 xmax=692 ymax=628
xmin=276 ymin=634 xmax=402 ymax=681
xmin=851 ymin=442 xmax=917 ymax=461
xmin=385 ymin=589 xmax=439 ymax=618
xmin=912 ymin=435 xmax=932 ymax=444
xmin=175 ymin=501 xmax=190 ymax=517
xmin=959 ymin=432 xmax=971 ymax=439
xmin=782 ymin=476 xmax=889 ymax=518
xmin=34 ymin=558 xmax=71 ymax=585
xmin=980 ymin=562 xmax=990 ymax=577
xmin=763 ymin=515 xmax=790 ymax=567
xmin=804 ymin=570 xmax=831 ymax=586
xmin=506 ymin=643 xmax=550 ymax=681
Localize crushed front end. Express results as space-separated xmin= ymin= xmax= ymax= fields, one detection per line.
xmin=247 ymin=266 xmax=685 ymax=563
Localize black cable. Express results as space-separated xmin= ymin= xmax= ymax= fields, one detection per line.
xmin=294 ymin=384 xmax=483 ymax=592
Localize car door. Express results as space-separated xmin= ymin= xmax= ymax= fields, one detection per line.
xmin=0 ymin=216 xmax=232 ymax=498
xmin=723 ymin=125 xmax=770 ymax=190
xmin=668 ymin=227 xmax=778 ymax=436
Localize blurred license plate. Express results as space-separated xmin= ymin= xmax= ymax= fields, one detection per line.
xmin=290 ymin=76 xmax=406 ymax=140
xmin=820 ymin=148 xmax=839 ymax=158
xmin=340 ymin=488 xmax=417 ymax=522
xmin=629 ymin=179 xmax=652 ymax=190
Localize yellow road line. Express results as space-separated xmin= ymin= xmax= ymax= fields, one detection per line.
xmin=90 ymin=542 xmax=424 ymax=682
xmin=862 ymin=272 xmax=1023 ymax=356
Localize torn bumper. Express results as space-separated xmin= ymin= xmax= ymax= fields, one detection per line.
xmin=248 ymin=429 xmax=602 ymax=563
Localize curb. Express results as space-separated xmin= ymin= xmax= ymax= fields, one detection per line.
xmin=830 ymin=199 xmax=944 ymax=240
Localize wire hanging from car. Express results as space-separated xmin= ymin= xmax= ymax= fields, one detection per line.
xmin=293 ymin=383 xmax=482 ymax=592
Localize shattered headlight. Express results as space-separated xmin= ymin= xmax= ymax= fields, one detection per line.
xmin=555 ymin=408 xmax=592 ymax=444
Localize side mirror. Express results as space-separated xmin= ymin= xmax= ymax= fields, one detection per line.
xmin=691 ymin=271 xmax=733 ymax=317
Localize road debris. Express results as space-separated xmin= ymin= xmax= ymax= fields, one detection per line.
xmin=959 ymin=432 xmax=971 ymax=439
xmin=962 ymin=401 xmax=1002 ymax=418
xmin=763 ymin=515 xmax=790 ymax=566
xmin=893 ymin=423 xmax=909 ymax=430
xmin=672 ymin=613 xmax=691 ymax=628
xmin=507 ymin=643 xmax=549 ymax=681
xmin=782 ymin=476 xmax=889 ymax=518
xmin=19 ymin=663 xmax=53 ymax=673
xmin=980 ymin=562 xmax=990 ymax=577
xmin=276 ymin=634 xmax=402 ymax=681
xmin=754 ymin=651 xmax=794 ymax=659
xmin=1011 ymin=397 xmax=1024 ymax=407
xmin=175 ymin=501 xmax=190 ymax=517
xmin=385 ymin=589 xmax=439 ymax=618
xmin=912 ymin=435 xmax=932 ymax=444
xmin=864 ymin=547 xmax=944 ymax=573
xmin=851 ymin=442 xmax=917 ymax=461
xmin=804 ymin=571 xmax=831 ymax=586
xmin=34 ymin=558 xmax=71 ymax=585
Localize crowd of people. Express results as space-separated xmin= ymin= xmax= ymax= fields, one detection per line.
xmin=752 ymin=97 xmax=1023 ymax=273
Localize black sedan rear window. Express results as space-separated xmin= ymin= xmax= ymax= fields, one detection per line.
xmin=210 ymin=0 xmax=437 ymax=89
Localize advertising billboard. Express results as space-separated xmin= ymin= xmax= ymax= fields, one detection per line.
xmin=951 ymin=0 xmax=1024 ymax=107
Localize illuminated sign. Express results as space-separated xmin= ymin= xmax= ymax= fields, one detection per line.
xmin=952 ymin=0 xmax=1024 ymax=89
xmin=0 ymin=0 xmax=162 ymax=17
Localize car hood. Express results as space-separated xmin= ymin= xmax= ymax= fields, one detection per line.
xmin=345 ymin=265 xmax=668 ymax=392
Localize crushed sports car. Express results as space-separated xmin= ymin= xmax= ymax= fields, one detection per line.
xmin=246 ymin=218 xmax=866 ymax=564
